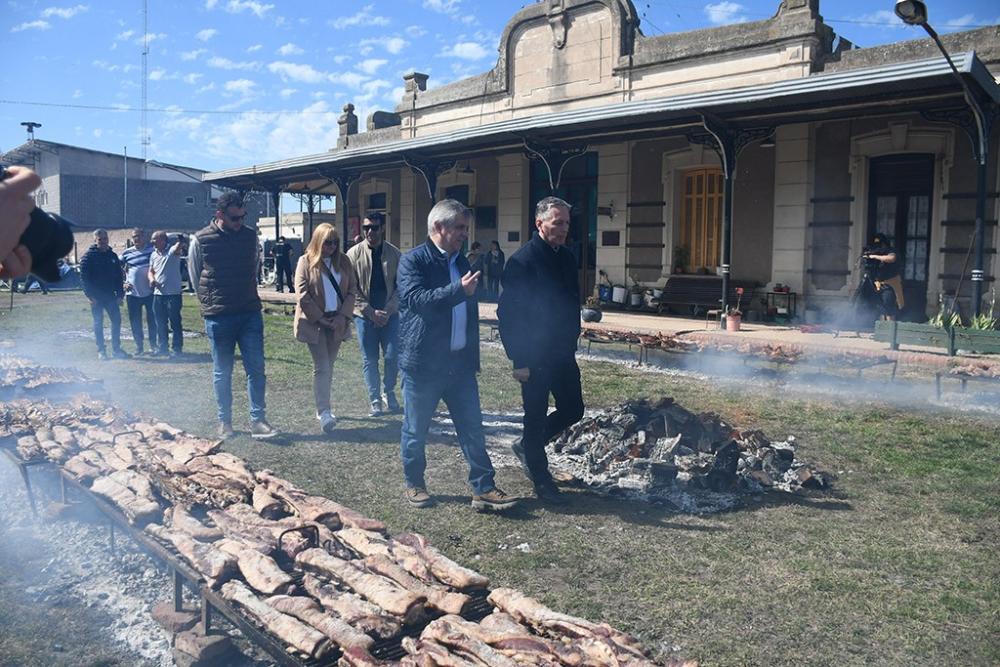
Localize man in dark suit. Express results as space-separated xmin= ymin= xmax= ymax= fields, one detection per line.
xmin=498 ymin=196 xmax=584 ymax=504
xmin=396 ymin=199 xmax=519 ymax=513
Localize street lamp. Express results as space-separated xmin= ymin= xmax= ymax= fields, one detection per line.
xmin=894 ymin=0 xmax=991 ymax=316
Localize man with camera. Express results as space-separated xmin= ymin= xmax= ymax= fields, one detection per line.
xmin=864 ymin=232 xmax=904 ymax=320
xmin=188 ymin=193 xmax=279 ymax=440
xmin=149 ymin=231 xmax=187 ymax=358
xmin=80 ymin=229 xmax=130 ymax=360
xmin=122 ymin=228 xmax=158 ymax=355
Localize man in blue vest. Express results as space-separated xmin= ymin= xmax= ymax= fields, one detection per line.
xmin=188 ymin=193 xmax=279 ymax=440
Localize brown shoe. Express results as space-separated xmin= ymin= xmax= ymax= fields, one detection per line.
xmin=471 ymin=487 xmax=519 ymax=512
xmin=405 ymin=487 xmax=432 ymax=508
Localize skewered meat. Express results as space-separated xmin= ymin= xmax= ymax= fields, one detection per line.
xmin=488 ymin=588 xmax=653 ymax=664
xmin=167 ymin=505 xmax=224 ymax=542
xmin=301 ymin=574 xmax=401 ymax=639
xmin=393 ymin=533 xmax=489 ymax=590
xmin=364 ymin=554 xmax=470 ymax=615
xmin=266 ymin=594 xmax=373 ymax=650
xmin=296 ymin=548 xmax=426 ymax=623
xmin=206 ymin=508 xmax=275 ymax=554
xmin=221 ymin=580 xmax=332 ymax=660
xmin=216 ymin=539 xmax=296 ymax=596
xmin=339 ymin=646 xmax=388 ymax=667
xmin=419 ymin=616 xmax=522 ymax=667
xmin=145 ymin=523 xmax=236 ymax=586
xmin=400 ymin=637 xmax=481 ymax=667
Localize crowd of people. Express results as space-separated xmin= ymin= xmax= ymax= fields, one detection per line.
xmin=2 ymin=165 xmax=591 ymax=510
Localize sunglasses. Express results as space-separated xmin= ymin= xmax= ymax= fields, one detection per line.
xmin=362 ymin=225 xmax=381 ymax=232
xmin=322 ymin=239 xmax=339 ymax=246
xmin=227 ymin=213 xmax=247 ymax=222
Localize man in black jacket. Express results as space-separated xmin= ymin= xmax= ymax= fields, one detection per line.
xmin=79 ymin=229 xmax=130 ymax=360
xmin=396 ymin=199 xmax=518 ymax=513
xmin=273 ymin=235 xmax=294 ymax=293
xmin=498 ymin=196 xmax=584 ymax=504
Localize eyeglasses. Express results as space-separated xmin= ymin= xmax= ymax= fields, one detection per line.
xmin=362 ymin=225 xmax=381 ymax=232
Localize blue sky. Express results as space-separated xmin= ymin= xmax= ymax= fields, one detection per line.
xmin=2 ymin=0 xmax=998 ymax=172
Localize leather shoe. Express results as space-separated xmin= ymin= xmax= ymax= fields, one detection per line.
xmin=534 ymin=483 xmax=568 ymax=505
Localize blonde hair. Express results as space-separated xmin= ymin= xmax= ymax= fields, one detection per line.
xmin=304 ymin=223 xmax=340 ymax=268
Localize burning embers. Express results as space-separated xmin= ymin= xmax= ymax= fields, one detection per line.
xmin=549 ymin=397 xmax=828 ymax=512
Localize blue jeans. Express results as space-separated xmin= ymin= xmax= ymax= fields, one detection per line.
xmin=90 ymin=297 xmax=122 ymax=353
xmin=126 ymin=295 xmax=156 ymax=353
xmin=355 ymin=314 xmax=399 ymax=402
xmin=204 ymin=310 xmax=266 ymax=425
xmin=399 ymin=363 xmax=496 ymax=494
xmin=153 ymin=294 xmax=183 ymax=354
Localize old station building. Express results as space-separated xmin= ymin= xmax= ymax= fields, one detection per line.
xmin=205 ymin=0 xmax=1000 ymax=320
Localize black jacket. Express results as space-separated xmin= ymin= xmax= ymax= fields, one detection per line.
xmin=79 ymin=245 xmax=124 ymax=301
xmin=498 ymin=233 xmax=580 ymax=369
xmin=398 ymin=239 xmax=479 ymax=376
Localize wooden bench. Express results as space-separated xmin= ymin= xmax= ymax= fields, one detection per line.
xmin=653 ymin=275 xmax=759 ymax=316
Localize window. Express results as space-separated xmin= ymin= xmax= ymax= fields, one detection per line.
xmin=367 ymin=192 xmax=387 ymax=210
xmin=679 ymin=168 xmax=723 ymax=272
xmin=185 ymin=196 xmax=195 ymax=205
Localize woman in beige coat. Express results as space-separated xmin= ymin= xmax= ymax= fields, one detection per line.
xmin=293 ymin=223 xmax=357 ymax=434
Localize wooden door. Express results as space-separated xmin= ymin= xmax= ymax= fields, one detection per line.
xmin=680 ymin=168 xmax=723 ymax=273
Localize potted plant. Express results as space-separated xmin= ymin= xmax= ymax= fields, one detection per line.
xmin=673 ymin=245 xmax=689 ymax=274
xmin=726 ymin=287 xmax=745 ymax=332
xmin=581 ymin=296 xmax=603 ymax=322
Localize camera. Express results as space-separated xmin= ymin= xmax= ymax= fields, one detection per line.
xmin=1 ymin=164 xmax=75 ymax=283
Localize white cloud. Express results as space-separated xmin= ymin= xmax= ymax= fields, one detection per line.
xmin=268 ymin=60 xmax=328 ymax=84
xmin=207 ymin=56 xmax=260 ymax=70
xmin=440 ymin=41 xmax=490 ymax=60
xmin=92 ymin=128 xmax=103 ymax=138
xmin=849 ymin=10 xmax=905 ymax=29
xmin=277 ymin=42 xmax=303 ymax=56
xmin=423 ymin=0 xmax=461 ymax=15
xmin=280 ymin=88 xmax=298 ymax=98
xmin=196 ymin=28 xmax=217 ymax=41
xmin=149 ymin=68 xmax=166 ymax=81
xmin=358 ymin=58 xmax=387 ymax=75
xmin=333 ymin=55 xmax=350 ymax=64
xmin=331 ymin=5 xmax=390 ymax=29
xmin=224 ymin=79 xmax=256 ymax=94
xmin=406 ymin=25 xmax=428 ymax=38
xmin=359 ymin=36 xmax=407 ymax=55
xmin=196 ymin=82 xmax=216 ymax=94
xmin=92 ymin=59 xmax=137 ymax=73
xmin=704 ymin=2 xmax=748 ymax=25
xmin=12 ymin=20 xmax=51 ymax=32
xmin=196 ymin=101 xmax=340 ymax=163
xmin=180 ymin=48 xmax=207 ymax=61
xmin=224 ymin=0 xmax=273 ymax=18
xmin=329 ymin=71 xmax=368 ymax=88
xmin=183 ymin=73 xmax=203 ymax=85
xmin=40 ymin=5 xmax=89 ymax=19
xmin=72 ymin=89 xmax=83 ymax=98
xmin=246 ymin=43 xmax=263 ymax=52
xmin=205 ymin=0 xmax=219 ymax=9
xmin=116 ymin=29 xmax=135 ymax=41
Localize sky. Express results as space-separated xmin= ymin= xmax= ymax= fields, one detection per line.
xmin=2 ymin=0 xmax=998 ymax=174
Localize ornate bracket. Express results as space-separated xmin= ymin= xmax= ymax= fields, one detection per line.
xmin=403 ymin=155 xmax=456 ymax=203
xmin=522 ymin=139 xmax=589 ymax=192
xmin=318 ymin=170 xmax=360 ymax=242
xmin=547 ymin=0 xmax=568 ymax=49
xmin=921 ymin=104 xmax=997 ymax=163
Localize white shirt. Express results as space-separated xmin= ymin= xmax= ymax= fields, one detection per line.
xmin=321 ymin=257 xmax=341 ymax=312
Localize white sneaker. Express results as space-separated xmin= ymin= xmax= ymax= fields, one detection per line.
xmin=318 ymin=410 xmax=337 ymax=435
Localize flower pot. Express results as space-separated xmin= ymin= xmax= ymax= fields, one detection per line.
xmin=611 ymin=286 xmax=627 ymax=304
xmin=629 ymin=293 xmax=642 ymax=307
xmin=581 ymin=308 xmax=602 ymax=323
xmin=726 ymin=313 xmax=741 ymax=332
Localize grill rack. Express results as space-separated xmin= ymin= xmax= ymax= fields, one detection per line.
xmin=20 ymin=451 xmax=500 ymax=667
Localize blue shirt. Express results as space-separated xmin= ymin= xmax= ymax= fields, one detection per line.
xmin=435 ymin=242 xmax=466 ymax=352
xmin=121 ymin=244 xmax=154 ymax=297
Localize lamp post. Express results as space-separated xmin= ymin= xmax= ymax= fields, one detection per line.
xmin=894 ymin=0 xmax=991 ymax=316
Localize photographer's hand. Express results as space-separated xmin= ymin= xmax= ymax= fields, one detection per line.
xmin=0 ymin=166 xmax=42 ymax=271
xmin=0 ymin=245 xmax=31 ymax=280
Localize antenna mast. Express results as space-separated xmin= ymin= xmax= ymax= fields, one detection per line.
xmin=141 ymin=0 xmax=150 ymax=164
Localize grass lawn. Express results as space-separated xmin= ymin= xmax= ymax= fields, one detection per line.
xmin=2 ymin=292 xmax=998 ymax=666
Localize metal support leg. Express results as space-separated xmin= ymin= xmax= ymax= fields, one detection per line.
xmin=201 ymin=599 xmax=213 ymax=633
xmin=890 ymin=361 xmax=898 ymax=383
xmin=935 ymin=373 xmax=942 ymax=400
xmin=108 ymin=522 xmax=117 ymax=557
xmin=60 ymin=473 xmax=68 ymax=504
xmin=17 ymin=463 xmax=38 ymax=518
xmin=174 ymin=570 xmax=184 ymax=613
